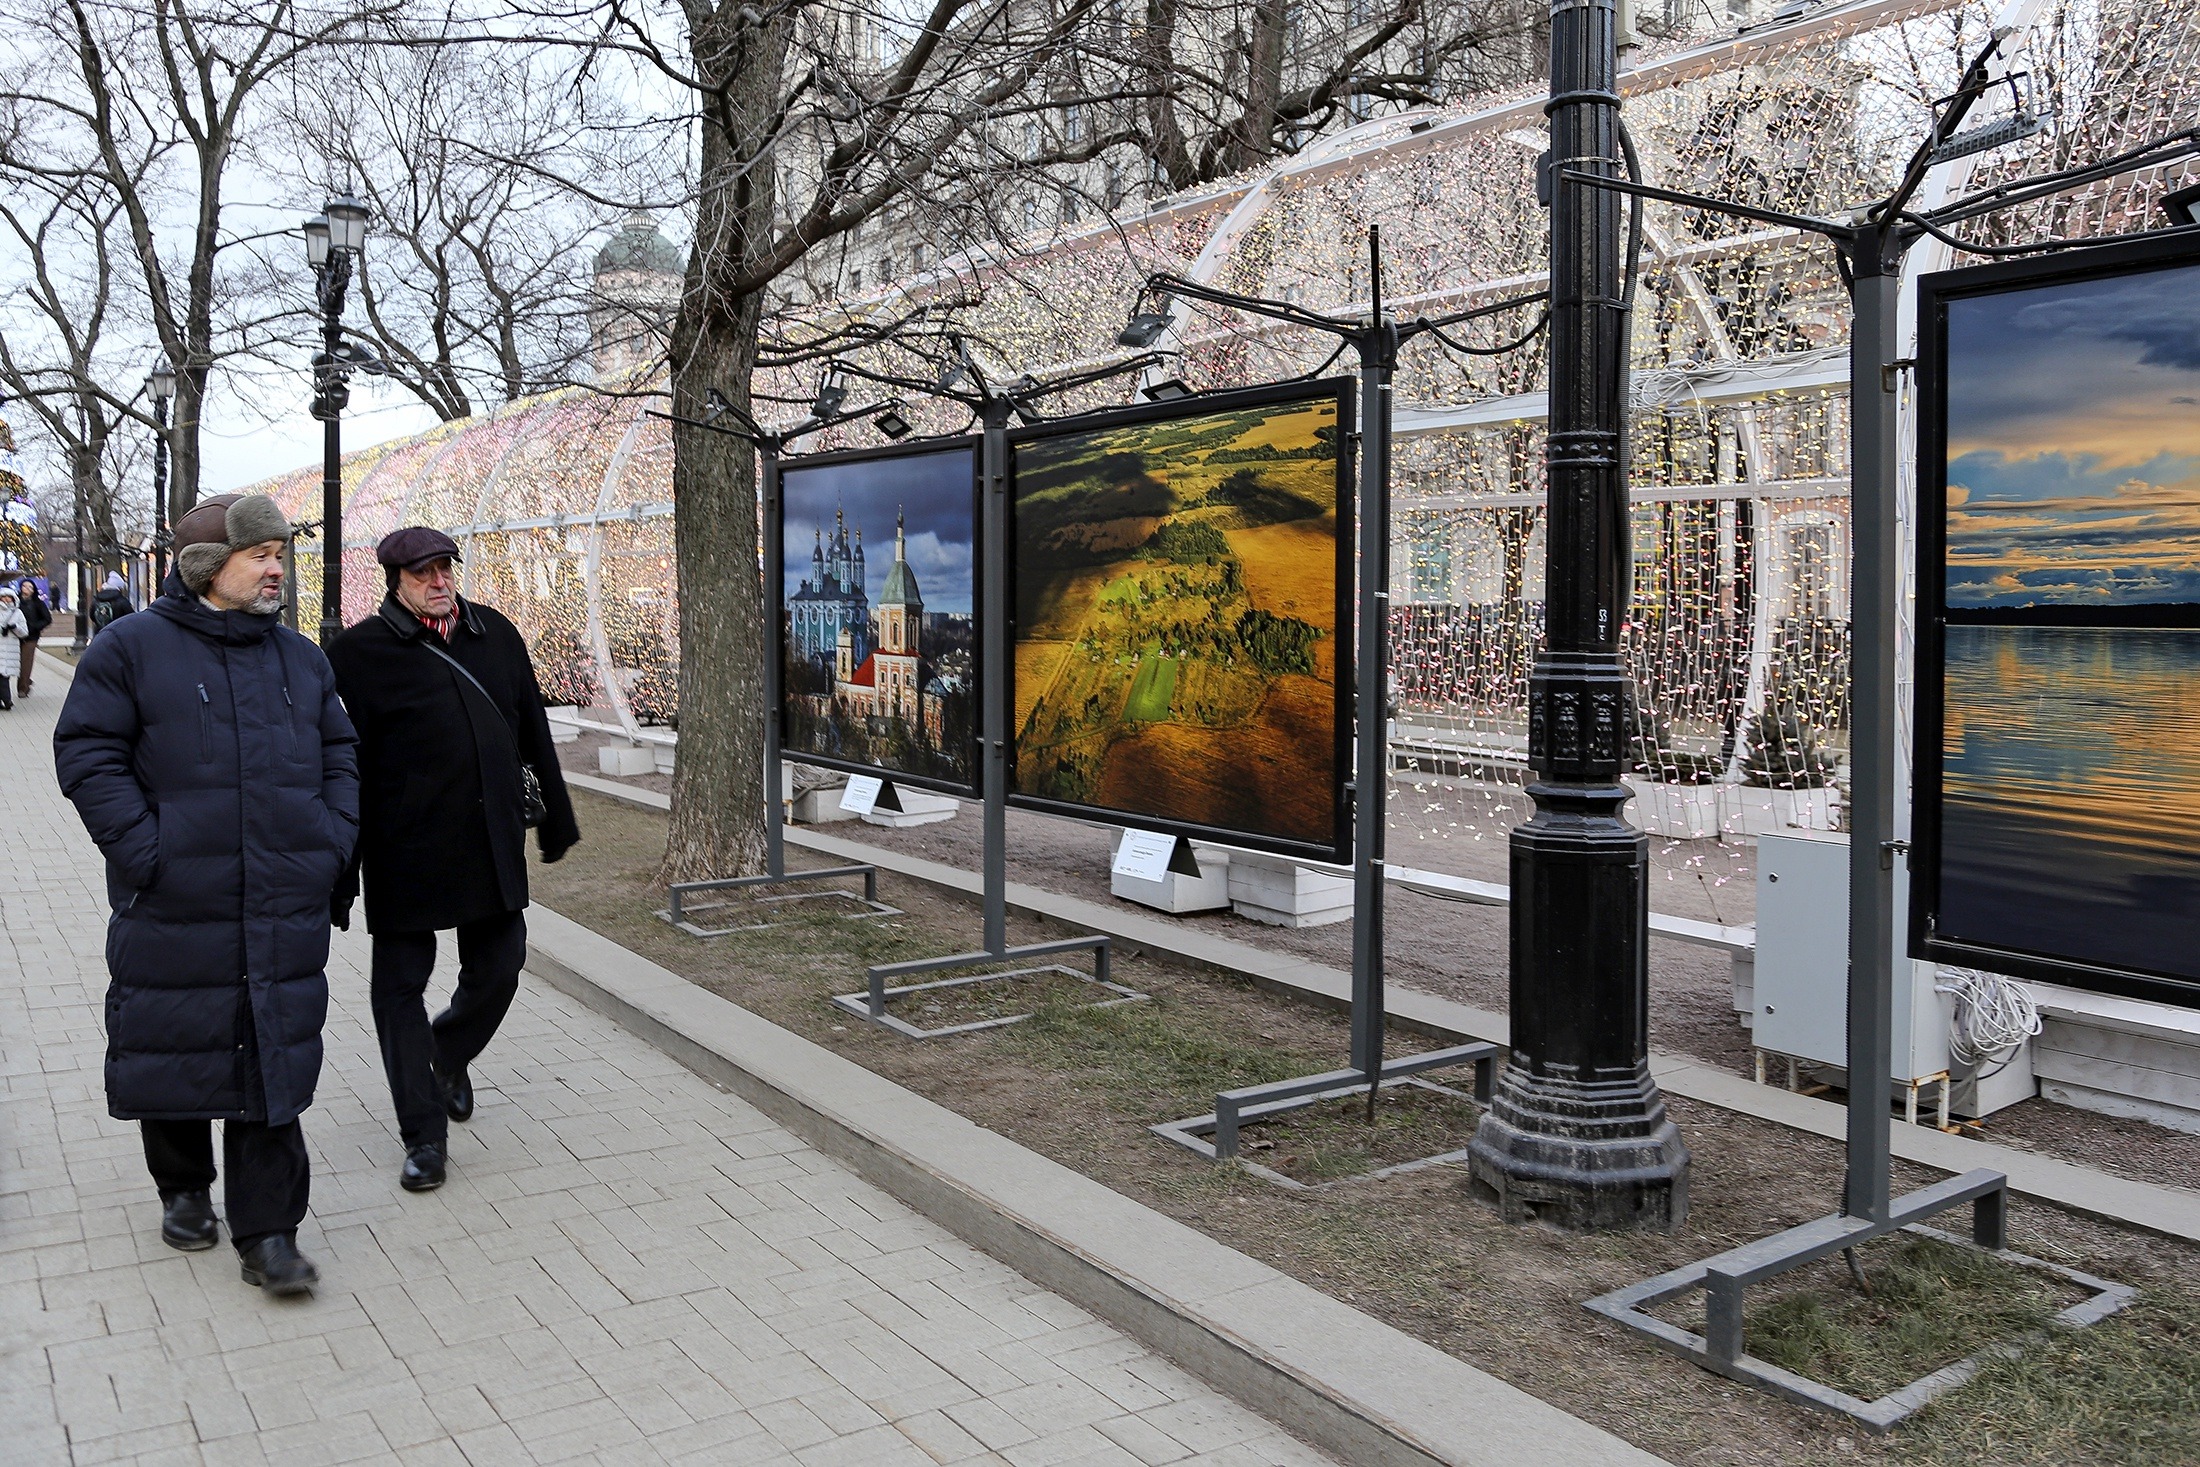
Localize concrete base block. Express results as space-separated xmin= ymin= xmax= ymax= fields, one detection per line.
xmin=862 ymin=788 xmax=959 ymax=828
xmin=1110 ymin=833 xmax=1230 ymax=914
xmin=653 ymin=745 xmax=677 ymax=775
xmin=1227 ymin=852 xmax=1353 ymax=928
xmin=791 ymin=787 xmax=861 ymax=824
xmin=598 ymin=743 xmax=655 ymax=777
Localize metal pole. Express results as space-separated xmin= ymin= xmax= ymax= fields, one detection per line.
xmin=1469 ymin=0 xmax=1688 ymax=1231
xmin=152 ymin=394 xmax=169 ymax=586
xmin=1843 ymin=227 xmax=1900 ymax=1224
xmin=981 ymin=396 xmax=1013 ymax=956
xmin=761 ymin=441 xmax=789 ymax=880
xmin=317 ymin=256 xmax=348 ymax=647
xmin=1348 ymin=320 xmax=1396 ymax=1078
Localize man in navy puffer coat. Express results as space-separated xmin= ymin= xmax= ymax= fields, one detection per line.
xmin=54 ymin=493 xmax=359 ymax=1297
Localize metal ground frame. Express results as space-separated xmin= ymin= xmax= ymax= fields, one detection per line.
xmin=834 ymin=934 xmax=1134 ymax=1039
xmin=1584 ymin=1169 xmax=2136 ymax=1430
xmin=657 ymin=864 xmax=899 ymax=937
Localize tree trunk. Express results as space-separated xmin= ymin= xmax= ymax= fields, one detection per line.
xmin=661 ymin=301 xmax=769 ymax=883
xmin=658 ymin=3 xmax=788 ymax=885
xmin=170 ymin=366 xmax=206 ymax=520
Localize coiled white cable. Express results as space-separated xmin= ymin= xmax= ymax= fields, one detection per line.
xmin=1934 ymin=966 xmax=2043 ymax=1071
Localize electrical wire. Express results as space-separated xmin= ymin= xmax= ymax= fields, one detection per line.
xmin=1934 ymin=966 xmax=2042 ymax=1077
xmin=1422 ymin=310 xmax=1551 ymax=357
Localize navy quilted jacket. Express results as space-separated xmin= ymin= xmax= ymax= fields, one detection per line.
xmin=53 ymin=587 xmax=360 ymax=1125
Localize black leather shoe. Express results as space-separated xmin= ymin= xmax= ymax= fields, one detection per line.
xmin=400 ymin=1142 xmax=447 ymax=1192
xmin=160 ymin=1190 xmax=219 ymax=1251
xmin=238 ymin=1235 xmax=318 ymax=1297
xmin=434 ymin=1062 xmax=474 ymax=1123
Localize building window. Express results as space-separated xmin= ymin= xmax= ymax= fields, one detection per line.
xmin=1064 ymin=103 xmax=1085 ymax=142
xmin=1023 ymin=120 xmax=1040 ymax=158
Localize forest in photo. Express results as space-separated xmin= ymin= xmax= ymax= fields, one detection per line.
xmin=1010 ymin=391 xmax=1346 ymax=851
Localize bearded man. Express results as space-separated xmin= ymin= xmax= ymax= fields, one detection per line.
xmin=54 ymin=493 xmax=359 ymax=1296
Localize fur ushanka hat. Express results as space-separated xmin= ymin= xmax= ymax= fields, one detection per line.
xmin=172 ymin=493 xmax=291 ymax=594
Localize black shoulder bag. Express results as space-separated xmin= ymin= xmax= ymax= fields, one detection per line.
xmin=420 ymin=639 xmax=549 ymax=828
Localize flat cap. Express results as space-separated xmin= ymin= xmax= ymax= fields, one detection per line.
xmin=376 ymin=526 xmax=463 ymax=573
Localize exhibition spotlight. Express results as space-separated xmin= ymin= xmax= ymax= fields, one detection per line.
xmin=872 ymin=403 xmax=913 ymax=440
xmin=1006 ymin=375 xmax=1045 ymax=426
xmin=1141 ymin=378 xmax=1193 ymax=403
xmin=2165 ymin=180 xmax=2200 ymax=226
xmin=1117 ymin=300 xmax=1175 ymax=349
xmin=811 ymin=373 xmax=849 ymax=421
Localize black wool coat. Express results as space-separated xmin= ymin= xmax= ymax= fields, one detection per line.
xmin=328 ymin=595 xmax=579 ymax=935
xmin=53 ymin=588 xmax=360 ymax=1125
xmin=19 ymin=588 xmax=52 ymax=638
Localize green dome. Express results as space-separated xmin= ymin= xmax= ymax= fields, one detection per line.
xmin=881 ymin=556 xmax=920 ymax=606
xmin=596 ymin=211 xmax=683 ymax=275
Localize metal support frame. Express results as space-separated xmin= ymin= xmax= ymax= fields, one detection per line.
xmin=1134 ymin=236 xmax=1539 ymax=1156
xmin=657 ymin=419 xmax=891 ymax=937
xmin=1563 ymin=27 xmax=2189 ymax=1423
xmin=834 ymin=392 xmax=1114 ymax=1035
xmin=1586 ymin=1177 xmax=2134 ymax=1431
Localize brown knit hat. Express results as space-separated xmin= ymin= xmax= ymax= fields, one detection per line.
xmin=172 ymin=493 xmax=291 ymax=594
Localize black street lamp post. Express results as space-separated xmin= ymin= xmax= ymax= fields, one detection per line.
xmin=304 ymin=194 xmax=369 ymax=644
xmin=1467 ymin=0 xmax=1691 ymax=1231
xmin=148 ymin=359 xmax=175 ymax=585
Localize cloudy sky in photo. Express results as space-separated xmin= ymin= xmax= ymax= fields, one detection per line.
xmin=781 ymin=443 xmax=978 ymax=614
xmin=1944 ymin=260 xmax=2200 ymax=608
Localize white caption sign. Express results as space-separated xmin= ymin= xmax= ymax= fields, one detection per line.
xmin=1111 ymin=829 xmax=1180 ymax=882
xmin=839 ymin=774 xmax=884 ymax=815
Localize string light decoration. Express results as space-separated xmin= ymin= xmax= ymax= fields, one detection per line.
xmin=247 ymin=0 xmax=2200 ymax=884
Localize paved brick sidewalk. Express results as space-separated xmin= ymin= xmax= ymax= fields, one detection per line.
xmin=0 ymin=665 xmax=1334 ymax=1467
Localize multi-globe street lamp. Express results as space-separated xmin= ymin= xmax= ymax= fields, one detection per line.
xmin=147 ymin=358 xmax=175 ymax=584
xmin=303 ymin=192 xmax=372 ymax=644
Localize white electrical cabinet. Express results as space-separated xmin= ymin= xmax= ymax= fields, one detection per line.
xmin=1753 ymin=832 xmax=1951 ymax=1085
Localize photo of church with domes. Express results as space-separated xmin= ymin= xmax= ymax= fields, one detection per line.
xmin=780 ymin=444 xmax=978 ymax=789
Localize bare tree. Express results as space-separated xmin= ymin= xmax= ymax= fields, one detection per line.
xmin=0 ymin=0 xmax=400 ymax=521
xmin=0 ymin=165 xmax=149 ymax=587
xmin=278 ymin=34 xmax=656 ymax=418
xmin=1133 ymin=0 xmax=1546 ymax=190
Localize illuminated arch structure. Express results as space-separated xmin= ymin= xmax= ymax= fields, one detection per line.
xmin=260 ymin=0 xmax=2200 ymax=862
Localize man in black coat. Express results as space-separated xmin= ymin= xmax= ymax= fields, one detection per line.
xmin=54 ymin=493 xmax=360 ymax=1297
xmin=328 ymin=527 xmax=578 ymax=1192
xmin=17 ymin=577 xmax=52 ymax=696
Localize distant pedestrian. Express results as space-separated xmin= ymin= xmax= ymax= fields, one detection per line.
xmin=53 ymin=493 xmax=359 ymax=1297
xmin=328 ymin=527 xmax=578 ymax=1193
xmin=0 ymin=586 xmax=27 ymax=710
xmin=90 ymin=571 xmax=133 ymax=635
xmin=16 ymin=578 xmax=51 ymax=697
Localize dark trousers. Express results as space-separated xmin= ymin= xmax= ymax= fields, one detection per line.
xmin=370 ymin=909 xmax=526 ymax=1148
xmin=141 ymin=1117 xmax=309 ymax=1252
xmin=15 ymin=636 xmax=35 ymax=697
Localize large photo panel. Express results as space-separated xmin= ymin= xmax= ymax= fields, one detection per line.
xmin=1914 ymin=235 xmax=2200 ymax=1006
xmin=778 ymin=439 xmax=981 ymax=794
xmin=1007 ymin=381 xmax=1354 ymax=862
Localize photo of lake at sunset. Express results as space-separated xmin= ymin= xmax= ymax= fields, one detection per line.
xmin=1923 ymin=246 xmax=2200 ymax=994
xmin=1938 ymin=625 xmax=2200 ymax=983
xmin=1941 ymin=259 xmax=2200 ymax=610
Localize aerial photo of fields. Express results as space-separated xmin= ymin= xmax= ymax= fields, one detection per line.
xmin=1009 ymin=389 xmax=1347 ymax=854
xmin=1933 ymin=260 xmax=2200 ymax=984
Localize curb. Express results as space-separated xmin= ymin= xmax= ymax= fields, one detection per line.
xmin=520 ymin=902 xmax=1670 ymax=1467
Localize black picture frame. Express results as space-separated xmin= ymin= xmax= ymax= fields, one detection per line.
xmin=773 ymin=434 xmax=984 ymax=798
xmin=1004 ymin=377 xmax=1357 ymax=864
xmin=1911 ymin=228 xmax=2200 ymax=1008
